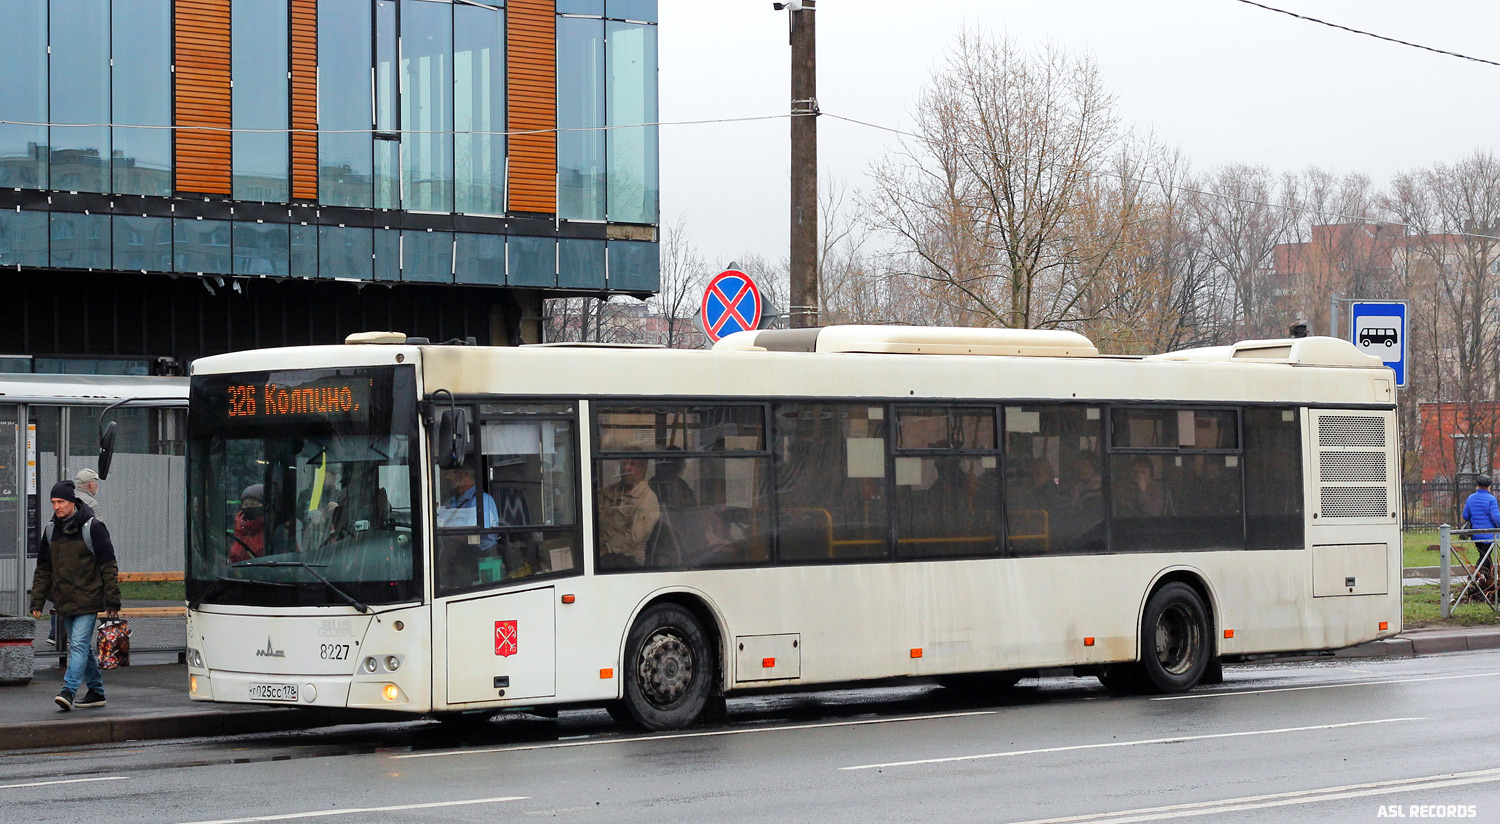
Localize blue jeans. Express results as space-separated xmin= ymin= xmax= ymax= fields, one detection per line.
xmin=60 ymin=613 xmax=104 ymax=697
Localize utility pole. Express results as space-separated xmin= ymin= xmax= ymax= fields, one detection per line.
xmin=782 ymin=0 xmax=818 ymax=327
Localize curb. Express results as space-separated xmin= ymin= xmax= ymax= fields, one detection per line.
xmin=0 ymin=707 xmax=338 ymax=751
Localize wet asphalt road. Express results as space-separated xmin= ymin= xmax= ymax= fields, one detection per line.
xmin=6 ymin=651 xmax=1500 ymax=824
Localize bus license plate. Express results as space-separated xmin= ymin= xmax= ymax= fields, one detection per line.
xmin=249 ymin=683 xmax=299 ymax=703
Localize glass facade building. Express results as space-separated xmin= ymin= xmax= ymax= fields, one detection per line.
xmin=0 ymin=0 xmax=660 ymax=365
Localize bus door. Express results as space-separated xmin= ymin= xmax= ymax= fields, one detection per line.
xmin=445 ymin=586 xmax=556 ymax=704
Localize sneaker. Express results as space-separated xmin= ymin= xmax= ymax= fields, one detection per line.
xmin=54 ymin=690 xmax=74 ymax=711
xmin=73 ymin=690 xmax=106 ymax=709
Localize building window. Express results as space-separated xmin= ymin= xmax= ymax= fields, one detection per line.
xmin=401 ymin=0 xmax=454 ymax=213
xmin=558 ymin=17 xmax=606 ymax=220
xmin=606 ymin=21 xmax=658 ymax=224
xmin=319 ymin=0 xmax=374 ymax=208
xmin=374 ymin=0 xmax=400 ymax=209
xmin=0 ymin=0 xmax=48 ymax=190
xmin=50 ymin=0 xmax=111 ymax=194
xmin=455 ymin=2 xmax=505 ymax=215
xmin=232 ymin=0 xmax=290 ymax=202
xmin=112 ymin=0 xmax=172 ymax=196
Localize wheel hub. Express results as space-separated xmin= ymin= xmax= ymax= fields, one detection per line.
xmin=638 ymin=629 xmax=695 ymax=708
xmin=1155 ymin=603 xmax=1200 ymax=676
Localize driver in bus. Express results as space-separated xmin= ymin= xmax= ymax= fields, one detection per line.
xmin=598 ymin=457 xmax=660 ymax=567
xmin=437 ymin=465 xmax=500 ymax=531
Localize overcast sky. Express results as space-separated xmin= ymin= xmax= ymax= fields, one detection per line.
xmin=658 ymin=0 xmax=1500 ymax=269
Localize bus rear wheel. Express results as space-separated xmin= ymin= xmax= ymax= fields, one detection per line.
xmin=621 ymin=604 xmax=713 ymax=731
xmin=1138 ymin=582 xmax=1211 ymax=693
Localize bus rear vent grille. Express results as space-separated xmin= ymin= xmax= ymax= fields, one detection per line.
xmin=1321 ymin=487 xmax=1389 ymax=519
xmin=1319 ymin=451 xmax=1387 ymax=485
xmin=1318 ymin=415 xmax=1386 ymax=448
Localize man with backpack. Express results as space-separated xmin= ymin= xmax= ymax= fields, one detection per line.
xmin=29 ymin=481 xmax=120 ymax=711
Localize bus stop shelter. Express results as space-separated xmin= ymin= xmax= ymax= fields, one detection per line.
xmin=0 ymin=375 xmax=188 ymax=656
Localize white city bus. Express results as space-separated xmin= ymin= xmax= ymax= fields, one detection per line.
xmin=180 ymin=326 xmax=1401 ymax=730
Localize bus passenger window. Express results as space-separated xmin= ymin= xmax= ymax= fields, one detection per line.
xmin=893 ymin=407 xmax=1000 ymax=559
xmin=1004 ymin=405 xmax=1104 ymax=555
xmin=773 ymin=403 xmax=889 ymax=563
xmin=1109 ymin=408 xmax=1244 ymax=553
xmin=594 ymin=404 xmax=773 ymax=572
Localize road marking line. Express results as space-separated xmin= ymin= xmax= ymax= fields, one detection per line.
xmin=1152 ymin=671 xmax=1500 ymax=701
xmin=174 ymin=796 xmax=528 ymax=824
xmin=1002 ymin=767 xmax=1500 ymax=824
xmin=0 ymin=776 xmax=128 ymax=791
xmin=393 ymin=710 xmax=999 ymax=760
xmin=839 ymin=717 xmax=1422 ymax=771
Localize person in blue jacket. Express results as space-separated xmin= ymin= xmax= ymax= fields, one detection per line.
xmin=1461 ymin=474 xmax=1500 ymax=575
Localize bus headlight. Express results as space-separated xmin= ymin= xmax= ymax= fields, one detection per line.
xmin=186 ymin=648 xmax=205 ymax=668
xmin=384 ymin=655 xmax=401 ymax=672
xmin=363 ymin=656 xmax=378 ymax=673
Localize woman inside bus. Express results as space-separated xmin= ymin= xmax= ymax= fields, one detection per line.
xmin=229 ymin=484 xmax=266 ymax=563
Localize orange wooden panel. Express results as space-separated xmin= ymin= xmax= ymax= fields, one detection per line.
xmin=290 ymin=0 xmax=319 ymax=200
xmin=174 ymin=0 xmax=232 ymax=196
xmin=507 ymin=0 xmax=556 ymax=214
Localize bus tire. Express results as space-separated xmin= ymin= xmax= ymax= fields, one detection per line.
xmin=1138 ymin=582 xmax=1211 ymax=693
xmin=621 ymin=604 xmax=713 ymax=731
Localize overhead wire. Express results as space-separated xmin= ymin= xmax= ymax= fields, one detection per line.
xmin=1230 ymin=0 xmax=1500 ymax=69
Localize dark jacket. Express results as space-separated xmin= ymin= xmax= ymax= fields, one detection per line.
xmin=30 ymin=504 xmax=121 ymax=616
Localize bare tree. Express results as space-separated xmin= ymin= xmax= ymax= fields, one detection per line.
xmin=1192 ymin=164 xmax=1297 ymax=339
xmin=1388 ymin=151 xmax=1500 ymax=486
xmin=649 ymin=216 xmax=711 ymax=348
xmin=864 ymin=32 xmax=1122 ymax=329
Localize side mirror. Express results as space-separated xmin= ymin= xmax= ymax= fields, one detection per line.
xmin=435 ymin=408 xmax=470 ymax=469
xmin=97 ymin=421 xmax=117 ymax=481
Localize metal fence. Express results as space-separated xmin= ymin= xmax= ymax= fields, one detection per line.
xmin=1404 ymin=480 xmax=1470 ymax=529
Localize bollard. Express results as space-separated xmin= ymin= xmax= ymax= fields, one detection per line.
xmin=1440 ymin=523 xmax=1452 ymax=619
xmin=0 ymin=616 xmax=36 ymax=686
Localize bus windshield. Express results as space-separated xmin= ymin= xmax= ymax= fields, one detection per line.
xmin=187 ymin=365 xmax=421 ymax=607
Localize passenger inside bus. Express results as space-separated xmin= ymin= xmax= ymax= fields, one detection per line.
xmin=597 ymin=458 xmax=661 ymax=568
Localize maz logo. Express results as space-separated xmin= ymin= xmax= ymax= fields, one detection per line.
xmin=255 ymin=637 xmax=286 ymax=658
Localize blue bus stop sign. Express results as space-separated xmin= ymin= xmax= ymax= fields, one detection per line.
xmin=1349 ymin=301 xmax=1407 ymax=387
xmin=700 ymin=269 xmax=763 ymax=343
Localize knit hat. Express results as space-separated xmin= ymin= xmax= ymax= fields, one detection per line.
xmin=242 ymin=484 xmax=265 ymax=502
xmin=49 ymin=481 xmax=77 ymax=503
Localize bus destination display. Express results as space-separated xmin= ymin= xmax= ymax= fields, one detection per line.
xmin=225 ymin=376 xmax=372 ymax=424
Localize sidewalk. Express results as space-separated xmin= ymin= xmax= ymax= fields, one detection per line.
xmin=4 ymin=625 xmax=1500 ymax=751
xmin=0 ymin=660 xmax=343 ymax=751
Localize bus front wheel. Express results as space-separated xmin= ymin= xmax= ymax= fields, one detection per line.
xmin=621 ymin=604 xmax=714 ymax=731
xmin=1138 ymin=582 xmax=1211 ymax=693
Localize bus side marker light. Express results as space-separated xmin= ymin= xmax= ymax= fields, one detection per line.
xmin=1084 ymin=637 xmax=1094 ymax=647
xmin=1224 ymin=629 xmax=1235 ymax=639
xmin=600 ymin=668 xmax=614 ymax=679
xmin=190 ymin=675 xmax=198 ymax=694
xmin=561 ymin=594 xmax=576 ymax=604
xmin=762 ymin=657 xmax=776 ymax=668
xmin=910 ymin=648 xmax=923 ymax=659
xmin=382 ymin=684 xmax=400 ymax=701
xmin=1380 ymin=622 xmax=1388 ymax=631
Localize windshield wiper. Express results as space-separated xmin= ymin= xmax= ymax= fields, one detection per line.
xmin=247 ymin=561 xmax=373 ymax=615
xmin=189 ymin=574 xmax=297 ymax=610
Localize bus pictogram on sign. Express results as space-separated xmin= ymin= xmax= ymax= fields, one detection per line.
xmin=700 ymin=270 xmax=763 ymax=343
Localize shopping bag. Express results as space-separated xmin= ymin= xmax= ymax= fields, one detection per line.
xmin=96 ymin=617 xmax=131 ymax=669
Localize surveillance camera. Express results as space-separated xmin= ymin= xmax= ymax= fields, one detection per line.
xmin=773 ymin=1 xmax=803 ymax=10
